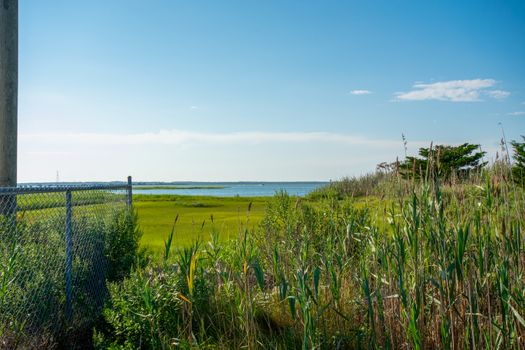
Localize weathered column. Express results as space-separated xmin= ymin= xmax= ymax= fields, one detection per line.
xmin=0 ymin=0 xmax=18 ymax=188
xmin=0 ymin=0 xmax=17 ymax=215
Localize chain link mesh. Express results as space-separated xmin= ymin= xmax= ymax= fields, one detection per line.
xmin=0 ymin=184 xmax=130 ymax=348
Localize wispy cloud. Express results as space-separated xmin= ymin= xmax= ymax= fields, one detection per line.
xmin=486 ymin=90 xmax=510 ymax=100
xmin=23 ymin=151 xmax=73 ymax=156
xmin=508 ymin=111 xmax=525 ymax=116
xmin=395 ymin=79 xmax=509 ymax=102
xmin=20 ymin=129 xmax=426 ymax=149
xmin=349 ymin=89 xmax=372 ymax=95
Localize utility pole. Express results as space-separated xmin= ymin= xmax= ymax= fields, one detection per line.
xmin=0 ymin=0 xmax=18 ymax=212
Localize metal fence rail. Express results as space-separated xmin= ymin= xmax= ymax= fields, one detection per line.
xmin=0 ymin=177 xmax=132 ymax=348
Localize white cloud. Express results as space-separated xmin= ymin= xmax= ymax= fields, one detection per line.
xmin=395 ymin=79 xmax=509 ymax=102
xmin=190 ymin=106 xmax=198 ymax=110
xmin=24 ymin=151 xmax=72 ymax=155
xmin=349 ymin=89 xmax=372 ymax=95
xmin=486 ymin=90 xmax=510 ymax=99
xmin=508 ymin=111 xmax=525 ymax=116
xmin=19 ymin=129 xmax=492 ymax=183
xmin=18 ymin=130 xmax=446 ymax=183
xmin=20 ymin=129 xmax=427 ymax=149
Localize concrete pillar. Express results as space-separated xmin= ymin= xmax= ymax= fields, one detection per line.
xmin=0 ymin=0 xmax=18 ymax=187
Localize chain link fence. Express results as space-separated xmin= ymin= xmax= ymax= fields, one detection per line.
xmin=0 ymin=179 xmax=132 ymax=348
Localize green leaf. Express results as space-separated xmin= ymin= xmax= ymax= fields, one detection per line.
xmin=252 ymin=260 xmax=265 ymax=291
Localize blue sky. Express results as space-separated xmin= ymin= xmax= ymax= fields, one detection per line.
xmin=18 ymin=1 xmax=525 ymax=182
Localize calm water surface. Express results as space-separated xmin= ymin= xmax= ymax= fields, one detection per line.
xmin=133 ymin=182 xmax=327 ymax=197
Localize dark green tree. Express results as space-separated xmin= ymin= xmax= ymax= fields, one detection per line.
xmin=510 ymin=136 xmax=525 ymax=186
xmin=401 ymin=143 xmax=486 ymax=181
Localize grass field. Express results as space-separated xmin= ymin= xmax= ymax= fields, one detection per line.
xmin=134 ymin=194 xmax=268 ymax=252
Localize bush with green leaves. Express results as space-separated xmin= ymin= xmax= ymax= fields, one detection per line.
xmin=400 ymin=143 xmax=486 ymax=181
xmin=94 ymin=242 xmax=218 ymax=349
xmin=1 ymin=205 xmax=142 ymax=349
xmin=308 ymin=172 xmax=392 ymax=199
xmin=511 ymin=136 xmax=525 ymax=186
xmin=104 ymin=208 xmax=144 ymax=282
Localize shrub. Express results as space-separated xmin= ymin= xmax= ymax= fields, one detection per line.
xmin=400 ymin=143 xmax=487 ymax=181
xmin=308 ymin=172 xmax=391 ymax=199
xmin=511 ymin=136 xmax=525 ymax=186
xmin=104 ymin=208 xmax=144 ymax=282
xmin=1 ymin=204 xmax=143 ymax=349
xmin=94 ymin=247 xmax=215 ymax=349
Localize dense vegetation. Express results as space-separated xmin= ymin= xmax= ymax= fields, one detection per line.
xmin=94 ymin=147 xmax=525 ymax=349
xmin=511 ymin=136 xmax=525 ymax=186
xmin=4 ymin=140 xmax=525 ymax=349
xmin=399 ymin=143 xmax=487 ymax=181
xmin=0 ymin=205 xmax=141 ymax=349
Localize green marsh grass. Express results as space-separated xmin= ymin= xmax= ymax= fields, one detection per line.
xmin=98 ymin=165 xmax=525 ymax=349
xmin=134 ymin=194 xmax=267 ymax=252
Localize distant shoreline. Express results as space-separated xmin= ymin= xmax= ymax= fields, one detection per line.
xmin=20 ymin=181 xmax=329 ymax=186
xmin=134 ymin=185 xmax=226 ymax=190
xmin=132 ymin=181 xmax=328 ymax=197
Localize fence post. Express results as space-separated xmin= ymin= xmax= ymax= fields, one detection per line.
xmin=65 ymin=190 xmax=73 ymax=322
xmin=127 ymin=176 xmax=132 ymax=207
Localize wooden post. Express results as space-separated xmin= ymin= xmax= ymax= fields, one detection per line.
xmin=0 ymin=0 xmax=18 ymax=187
xmin=0 ymin=0 xmax=18 ymax=215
